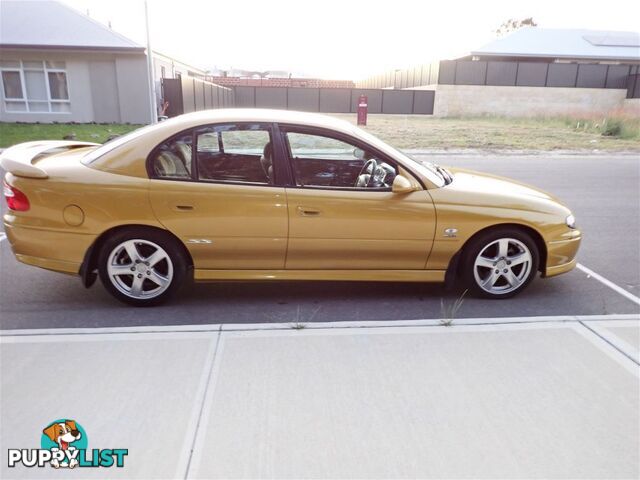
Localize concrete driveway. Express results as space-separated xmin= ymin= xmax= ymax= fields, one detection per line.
xmin=1 ymin=317 xmax=638 ymax=479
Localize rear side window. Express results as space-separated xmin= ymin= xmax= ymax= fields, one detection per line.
xmin=151 ymin=133 xmax=193 ymax=179
xmin=195 ymin=124 xmax=273 ymax=185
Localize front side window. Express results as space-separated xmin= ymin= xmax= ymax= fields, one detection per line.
xmin=0 ymin=60 xmax=70 ymax=113
xmin=286 ymin=131 xmax=397 ymax=189
xmin=196 ymin=124 xmax=273 ymax=185
xmin=151 ymin=134 xmax=193 ymax=179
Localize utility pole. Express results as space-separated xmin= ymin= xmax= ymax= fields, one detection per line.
xmin=144 ymin=0 xmax=158 ymax=123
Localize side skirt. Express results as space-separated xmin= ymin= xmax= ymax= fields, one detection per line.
xmin=193 ymin=269 xmax=446 ymax=283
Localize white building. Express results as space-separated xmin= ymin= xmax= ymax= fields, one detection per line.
xmin=0 ymin=0 xmax=206 ymax=124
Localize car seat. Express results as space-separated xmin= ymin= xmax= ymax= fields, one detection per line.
xmin=260 ymin=142 xmax=274 ymax=184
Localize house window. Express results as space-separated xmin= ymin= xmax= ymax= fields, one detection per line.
xmin=0 ymin=60 xmax=71 ymax=113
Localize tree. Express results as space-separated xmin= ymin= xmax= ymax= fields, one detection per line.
xmin=495 ymin=17 xmax=538 ymax=37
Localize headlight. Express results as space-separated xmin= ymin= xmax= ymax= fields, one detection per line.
xmin=566 ymin=214 xmax=576 ymax=229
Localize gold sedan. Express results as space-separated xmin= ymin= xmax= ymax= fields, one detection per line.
xmin=1 ymin=109 xmax=581 ymax=306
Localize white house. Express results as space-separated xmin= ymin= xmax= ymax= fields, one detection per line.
xmin=1 ymin=0 xmax=174 ymax=124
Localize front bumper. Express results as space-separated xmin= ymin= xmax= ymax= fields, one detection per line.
xmin=544 ymin=229 xmax=582 ymax=278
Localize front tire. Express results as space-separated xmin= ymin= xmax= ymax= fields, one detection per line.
xmin=462 ymin=228 xmax=539 ymax=299
xmin=98 ymin=229 xmax=187 ymax=306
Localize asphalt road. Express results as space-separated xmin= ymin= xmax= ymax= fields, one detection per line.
xmin=1 ymin=153 xmax=638 ymax=329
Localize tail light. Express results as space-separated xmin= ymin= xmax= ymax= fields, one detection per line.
xmin=3 ymin=181 xmax=30 ymax=211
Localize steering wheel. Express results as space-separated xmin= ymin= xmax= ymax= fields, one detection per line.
xmin=355 ymin=159 xmax=377 ymax=188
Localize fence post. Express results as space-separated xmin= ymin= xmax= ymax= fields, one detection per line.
xmin=543 ymin=64 xmax=550 ymax=87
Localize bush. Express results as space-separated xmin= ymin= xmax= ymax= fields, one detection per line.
xmin=602 ymin=118 xmax=624 ymax=137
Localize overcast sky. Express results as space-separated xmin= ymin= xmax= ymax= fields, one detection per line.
xmin=61 ymin=0 xmax=640 ymax=79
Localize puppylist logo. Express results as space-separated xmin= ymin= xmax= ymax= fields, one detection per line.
xmin=8 ymin=419 xmax=128 ymax=469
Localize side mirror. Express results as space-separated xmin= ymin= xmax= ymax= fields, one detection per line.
xmin=392 ymin=175 xmax=417 ymax=194
xmin=353 ymin=148 xmax=366 ymax=160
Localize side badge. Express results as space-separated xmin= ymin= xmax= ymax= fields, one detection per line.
xmin=187 ymin=239 xmax=213 ymax=244
xmin=444 ymin=228 xmax=458 ymax=238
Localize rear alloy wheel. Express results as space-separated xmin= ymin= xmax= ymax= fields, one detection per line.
xmin=98 ymin=230 xmax=186 ymax=306
xmin=463 ymin=229 xmax=539 ymax=299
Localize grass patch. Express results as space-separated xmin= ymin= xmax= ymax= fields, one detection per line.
xmin=440 ymin=290 xmax=468 ymax=326
xmin=558 ymin=115 xmax=640 ymax=140
xmin=0 ymin=123 xmax=141 ymax=148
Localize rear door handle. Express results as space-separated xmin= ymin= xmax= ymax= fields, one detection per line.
xmin=297 ymin=206 xmax=321 ymax=217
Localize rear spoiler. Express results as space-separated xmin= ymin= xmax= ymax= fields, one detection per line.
xmin=0 ymin=140 xmax=99 ymax=179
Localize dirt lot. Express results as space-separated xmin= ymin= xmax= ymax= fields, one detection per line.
xmin=334 ymin=114 xmax=640 ymax=151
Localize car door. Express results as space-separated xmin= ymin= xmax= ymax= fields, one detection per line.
xmin=281 ymin=128 xmax=436 ymax=270
xmin=148 ymin=123 xmax=288 ymax=270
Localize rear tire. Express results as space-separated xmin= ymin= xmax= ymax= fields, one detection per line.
xmin=461 ymin=228 xmax=539 ymax=299
xmin=98 ymin=228 xmax=187 ymax=306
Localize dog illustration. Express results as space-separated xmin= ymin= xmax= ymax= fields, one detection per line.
xmin=42 ymin=420 xmax=82 ymax=468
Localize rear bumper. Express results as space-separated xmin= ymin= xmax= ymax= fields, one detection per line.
xmin=544 ymin=230 xmax=581 ymax=278
xmin=4 ymin=221 xmax=95 ymax=275
xmin=14 ymin=253 xmax=79 ymax=275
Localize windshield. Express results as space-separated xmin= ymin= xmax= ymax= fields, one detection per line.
xmin=351 ymin=127 xmax=446 ymax=187
xmin=81 ymin=123 xmax=158 ymax=164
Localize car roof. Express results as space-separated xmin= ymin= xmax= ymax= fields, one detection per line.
xmin=160 ymin=108 xmax=359 ymax=133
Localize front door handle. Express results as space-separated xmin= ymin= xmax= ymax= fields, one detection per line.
xmin=174 ymin=205 xmax=194 ymax=211
xmin=297 ymin=206 xmax=321 ymax=217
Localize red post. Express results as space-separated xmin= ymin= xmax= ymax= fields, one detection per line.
xmin=357 ymin=94 xmax=368 ymax=126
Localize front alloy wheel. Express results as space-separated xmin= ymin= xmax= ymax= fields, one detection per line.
xmin=473 ymin=238 xmax=532 ymax=295
xmin=463 ymin=229 xmax=539 ymax=298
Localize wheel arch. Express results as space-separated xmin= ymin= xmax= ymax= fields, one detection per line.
xmin=79 ymin=224 xmax=194 ymax=288
xmin=446 ymin=223 xmax=547 ymax=281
